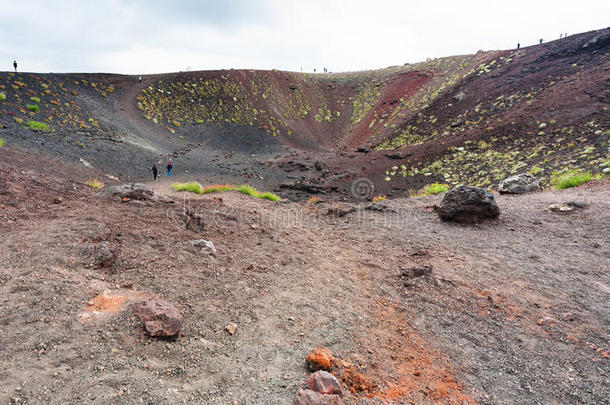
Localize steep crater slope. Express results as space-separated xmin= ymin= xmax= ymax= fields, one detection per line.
xmin=0 ymin=28 xmax=608 ymax=198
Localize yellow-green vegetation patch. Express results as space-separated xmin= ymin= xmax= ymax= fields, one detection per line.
xmin=26 ymin=120 xmax=51 ymax=132
xmin=421 ymin=182 xmax=450 ymax=195
xmin=0 ymin=92 xmax=6 ymax=101
xmin=171 ymin=182 xmax=204 ymax=194
xmin=0 ymin=138 xmax=5 ymax=148
xmin=86 ymin=179 xmax=104 ymax=189
xmin=26 ymin=104 xmax=40 ymax=113
xmin=551 ymin=170 xmax=594 ymax=189
xmin=171 ymin=182 xmax=280 ymax=201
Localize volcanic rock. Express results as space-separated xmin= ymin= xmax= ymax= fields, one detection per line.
xmin=307 ymin=371 xmax=343 ymax=397
xmin=436 ymin=185 xmax=500 ymax=223
xmin=306 ymin=346 xmax=335 ymax=372
xmin=498 ymin=173 xmax=543 ymax=194
xmin=190 ymin=239 xmax=216 ymax=255
xmin=132 ymin=298 xmax=183 ymax=337
xmin=294 ymin=389 xmax=344 ymax=405
xmin=93 ymin=241 xmax=116 ymax=268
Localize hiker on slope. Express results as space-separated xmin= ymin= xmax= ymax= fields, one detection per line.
xmin=151 ymin=163 xmax=158 ymax=181
xmin=167 ymin=161 xmax=173 ymax=177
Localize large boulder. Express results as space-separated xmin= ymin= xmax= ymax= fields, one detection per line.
xmin=498 ymin=173 xmax=542 ymax=194
xmin=436 ymin=185 xmax=500 ymax=223
xmin=294 ymin=389 xmax=344 ymax=405
xmin=132 ymin=298 xmax=183 ymax=337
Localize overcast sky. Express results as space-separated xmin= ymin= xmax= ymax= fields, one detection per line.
xmin=1 ymin=0 xmax=608 ymax=74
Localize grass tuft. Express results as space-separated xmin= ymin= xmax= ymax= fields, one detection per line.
xmin=0 ymin=92 xmax=6 ymax=101
xmin=171 ymin=182 xmax=203 ymax=194
xmin=86 ymin=179 xmax=104 ymax=190
xmin=171 ymin=182 xmax=280 ymax=201
xmin=26 ymin=120 xmax=51 ymax=132
xmin=551 ymin=170 xmax=593 ymax=189
xmin=421 ymin=182 xmax=450 ymax=195
xmin=0 ymin=138 xmax=5 ymax=148
xmin=26 ymin=104 xmax=40 ymax=113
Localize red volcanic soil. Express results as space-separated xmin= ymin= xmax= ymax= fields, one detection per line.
xmin=346 ymin=70 xmax=434 ymax=149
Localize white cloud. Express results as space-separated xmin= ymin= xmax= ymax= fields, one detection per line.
xmin=0 ymin=0 xmax=607 ymax=74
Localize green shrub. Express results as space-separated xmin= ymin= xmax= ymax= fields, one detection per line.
xmin=0 ymin=138 xmax=4 ymax=148
xmin=171 ymin=182 xmax=203 ymax=194
xmin=86 ymin=179 xmax=104 ymax=189
xmin=195 ymin=119 xmax=204 ymax=124
xmin=26 ymin=120 xmax=51 ymax=131
xmin=26 ymin=104 xmax=40 ymax=113
xmin=421 ymin=182 xmax=450 ymax=195
xmin=601 ymin=159 xmax=610 ymax=168
xmin=0 ymin=92 xmax=6 ymax=101
xmin=551 ymin=171 xmax=593 ymax=189
xmin=30 ymin=97 xmax=40 ymax=103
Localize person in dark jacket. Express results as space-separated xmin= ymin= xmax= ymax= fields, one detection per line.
xmin=167 ymin=161 xmax=173 ymax=177
xmin=151 ymin=164 xmax=158 ymax=181
xmin=13 ymin=60 xmax=17 ymax=72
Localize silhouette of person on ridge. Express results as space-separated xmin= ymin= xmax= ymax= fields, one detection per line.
xmin=13 ymin=60 xmax=17 ymax=72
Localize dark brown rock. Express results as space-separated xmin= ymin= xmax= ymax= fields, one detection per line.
xmin=132 ymin=298 xmax=183 ymax=337
xmin=307 ymin=371 xmax=343 ymax=397
xmin=436 ymin=185 xmax=500 ymax=223
xmin=294 ymin=389 xmax=344 ymax=405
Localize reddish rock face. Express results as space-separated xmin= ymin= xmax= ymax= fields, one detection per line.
xmin=132 ymin=298 xmax=183 ymax=337
xmin=307 ymin=371 xmax=343 ymax=397
xmin=306 ymin=346 xmax=335 ymax=372
xmin=293 ymin=389 xmax=344 ymax=405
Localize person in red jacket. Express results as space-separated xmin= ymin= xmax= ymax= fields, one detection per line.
xmin=167 ymin=161 xmax=173 ymax=177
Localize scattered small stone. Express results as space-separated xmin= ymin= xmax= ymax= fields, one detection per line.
xmin=435 ymin=185 xmax=500 ymax=223
xmin=536 ymin=316 xmax=557 ymax=326
xmin=306 ymin=346 xmax=335 ymax=372
xmin=189 ymin=239 xmax=217 ymax=255
xmin=132 ymin=298 xmax=183 ymax=337
xmin=307 ymin=371 xmax=343 ymax=397
xmin=326 ymin=205 xmax=357 ymax=217
xmin=226 ymin=323 xmax=238 ymax=335
xmin=548 ymin=201 xmax=588 ymax=213
xmin=356 ymin=146 xmax=371 ymax=153
xmin=399 ymin=265 xmax=433 ymax=279
xmin=386 ymin=151 xmax=408 ymax=160
xmin=364 ymin=202 xmax=394 ymax=212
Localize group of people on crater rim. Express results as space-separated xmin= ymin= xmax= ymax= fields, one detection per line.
xmin=151 ymin=161 xmax=172 ymax=181
xmin=517 ymin=33 xmax=568 ymax=49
